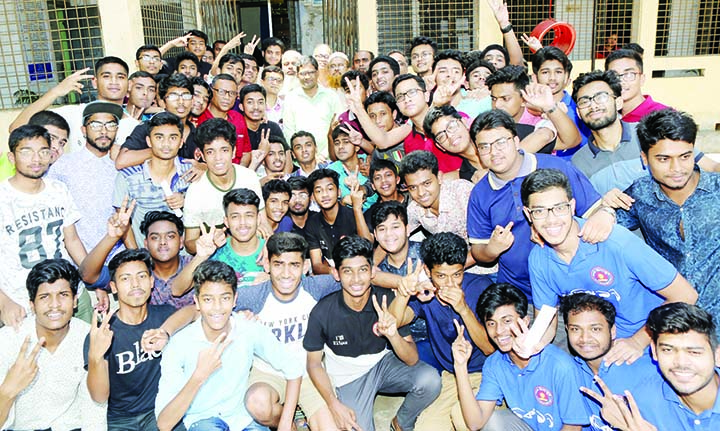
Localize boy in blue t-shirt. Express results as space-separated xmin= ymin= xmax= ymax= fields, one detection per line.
xmin=454 ymin=283 xmax=589 ymax=430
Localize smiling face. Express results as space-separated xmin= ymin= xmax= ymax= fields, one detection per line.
xmin=192 ymin=85 xmax=210 ymax=116
xmin=220 ymin=61 xmax=244 ymax=85
xmin=10 ymin=136 xmax=51 ymax=179
xmin=435 ymin=58 xmax=464 ymax=89
xmin=202 ymin=137 xmax=234 ymax=177
xmin=485 ymin=304 xmax=527 ymax=352
xmin=262 ymin=71 xmax=284 ymax=95
xmin=394 ymin=78 xmax=427 ymax=118
xmin=83 ymin=113 xmax=117 ymax=154
xmin=264 ymin=45 xmax=283 ymax=66
xmin=410 ymin=44 xmax=434 ymax=75
xmin=524 ymin=187 xmax=576 ymax=248
xmin=335 ymin=255 xmax=374 ymax=299
xmin=146 ymin=124 xmax=182 ymax=160
xmin=652 ymin=330 xmax=720 ymax=397
xmin=195 ymin=281 xmax=237 ymax=338
xmin=187 ymin=35 xmax=207 ymax=57
xmin=430 ymin=115 xmax=471 ymax=155
xmin=298 ymin=64 xmax=319 ymax=91
xmin=291 ymin=135 xmax=316 ymax=165
xmin=94 ymin=63 xmax=128 ymax=103
xmin=642 ymin=138 xmax=696 ymax=193
xmin=575 ymin=81 xmax=622 ymax=131
xmin=536 ymin=60 xmax=569 ymax=96
xmin=312 ymin=177 xmax=339 ymax=211
xmin=31 ymin=279 xmax=76 ymax=333
xmin=144 ymin=220 xmax=182 ymax=263
xmin=243 ymin=58 xmax=259 ymax=84
xmin=374 ymin=214 xmax=407 ymax=254
xmin=475 ymin=127 xmax=522 ymax=179
xmin=370 ymin=61 xmax=396 ymax=92
xmin=607 ymin=57 xmax=644 ymax=103
xmin=265 ymin=191 xmax=290 ymax=224
xmin=224 ymin=203 xmax=258 ymax=243
xmin=268 ymin=251 xmax=307 ymax=300
xmin=404 ymin=168 xmax=440 ymax=210
xmin=371 ymin=167 xmax=400 ymax=199
xmin=566 ymin=309 xmax=615 ymax=362
xmin=264 ymin=142 xmax=286 ymax=173
xmin=110 ymin=260 xmax=153 ymax=308
xmin=241 ymin=91 xmax=266 ymax=122
xmin=128 ymin=76 xmax=157 ymax=109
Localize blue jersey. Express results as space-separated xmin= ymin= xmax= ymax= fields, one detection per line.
xmin=476 ymin=345 xmax=590 ymax=430
xmin=573 ymin=353 xmax=660 ymax=431
xmin=530 ymin=219 xmax=676 ymax=338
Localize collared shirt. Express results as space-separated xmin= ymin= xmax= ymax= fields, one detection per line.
xmin=283 ymin=86 xmax=344 ymax=158
xmin=150 ymin=254 xmax=195 ymax=308
xmin=476 ymin=345 xmax=590 ymax=430
xmin=113 ymin=157 xmax=191 ymax=244
xmin=156 ymin=314 xmax=304 ymax=430
xmin=265 ymin=96 xmax=284 ymax=125
xmin=621 ymin=95 xmax=669 ymax=123
xmin=618 ymin=168 xmax=720 ymax=329
xmin=407 ymin=178 xmax=474 ymax=241
xmin=403 ymin=126 xmax=463 ymax=173
xmin=196 ymin=108 xmax=252 ymax=163
xmin=530 ymin=218 xmax=674 ymax=338
xmin=467 ymin=152 xmax=601 ymax=297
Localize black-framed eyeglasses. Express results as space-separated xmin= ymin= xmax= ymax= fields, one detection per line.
xmin=526 ymin=202 xmax=572 ymax=219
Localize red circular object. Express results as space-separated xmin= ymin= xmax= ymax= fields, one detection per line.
xmin=530 ymin=19 xmax=577 ymax=55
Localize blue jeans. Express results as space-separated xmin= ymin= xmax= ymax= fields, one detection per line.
xmin=187 ymin=417 xmax=269 ymax=431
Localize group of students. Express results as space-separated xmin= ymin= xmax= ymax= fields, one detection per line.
xmin=1 ymin=1 xmax=720 ymax=430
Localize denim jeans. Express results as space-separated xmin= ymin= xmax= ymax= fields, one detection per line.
xmin=187 ymin=417 xmax=269 ymax=431
xmin=107 ymin=409 xmax=158 ymax=431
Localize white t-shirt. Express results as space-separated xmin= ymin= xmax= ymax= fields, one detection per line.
xmin=0 ymin=179 xmax=81 ymax=310
xmin=52 ymin=104 xmax=139 ymax=153
xmin=183 ymin=165 xmax=264 ymax=229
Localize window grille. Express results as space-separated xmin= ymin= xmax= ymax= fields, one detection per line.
xmin=655 ymin=0 xmax=720 ymax=57
xmin=141 ymin=0 xmax=198 ymax=58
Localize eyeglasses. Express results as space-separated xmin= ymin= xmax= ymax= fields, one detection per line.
xmin=435 ymin=119 xmax=463 ymax=144
xmin=48 ymin=133 xmax=68 ymax=148
xmin=298 ymin=70 xmax=317 ymax=78
xmin=166 ymin=92 xmax=194 ymax=101
xmin=201 ymin=55 xmax=213 ymax=62
xmin=264 ymin=76 xmax=283 ymax=84
xmin=395 ymin=88 xmax=421 ymax=103
xmin=140 ymin=54 xmax=161 ymax=63
xmin=477 ymin=136 xmax=513 ymax=155
xmin=291 ymin=192 xmax=309 ymax=199
xmin=213 ymin=88 xmax=238 ymax=98
xmin=576 ymin=91 xmax=614 ymax=110
xmin=86 ymin=121 xmax=119 ymax=132
xmin=616 ymin=71 xmax=639 ymax=82
xmin=526 ymin=202 xmax=572 ymax=219
xmin=411 ymin=51 xmax=433 ymax=61
xmin=314 ymin=53 xmax=329 ymax=60
xmin=16 ymin=148 xmax=52 ymax=159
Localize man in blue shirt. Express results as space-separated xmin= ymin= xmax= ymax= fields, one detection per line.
xmin=617 ymin=109 xmax=720 ymax=331
xmin=561 ymin=293 xmax=660 ymax=431
xmin=454 ymin=283 xmax=590 ymax=431
xmin=467 ymin=110 xmax=612 ymax=301
xmin=522 ymin=168 xmax=697 ymax=364
xmin=389 ymin=232 xmax=494 ymax=431
xmin=155 ymin=260 xmax=303 ymax=431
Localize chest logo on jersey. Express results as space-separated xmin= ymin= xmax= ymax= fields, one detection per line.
xmin=115 ymin=341 xmax=162 ymax=374
xmin=590 ymin=266 xmax=614 ymax=286
xmin=534 ymin=385 xmax=554 ymax=406
xmin=332 ymin=334 xmax=348 ymax=346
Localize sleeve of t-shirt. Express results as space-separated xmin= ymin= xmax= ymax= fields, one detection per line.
xmin=182 ymin=183 xmax=202 ymax=228
xmin=267 ymin=121 xmax=284 ymax=139
xmin=249 ymin=317 xmax=304 ymax=379
xmin=408 ymin=297 xmax=425 ymax=319
xmin=302 ymin=301 xmax=327 ymax=352
xmin=304 ymin=275 xmax=342 ymax=301
xmin=528 ymin=248 xmax=561 ymax=310
xmin=122 ymin=123 xmax=150 ymax=151
xmin=234 ymin=282 xmax=270 ymax=314
xmin=113 ymin=172 xmax=129 ymax=209
xmin=555 ymin=353 xmax=592 ymax=426
xmin=154 ymin=338 xmax=186 ymax=418
xmin=467 ymin=185 xmax=493 ymax=242
xmin=474 ymin=354 xmax=504 ymax=402
xmin=304 ymin=220 xmax=321 ymax=251
xmin=616 ymin=226 xmax=679 ymax=291
xmin=563 ymin=162 xmax=601 ymax=216
xmin=60 ymin=184 xmax=82 ymax=227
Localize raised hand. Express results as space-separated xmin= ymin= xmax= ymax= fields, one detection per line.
xmin=521 ymin=34 xmax=543 ymax=52
xmin=343 ymin=77 xmax=365 ymax=114
xmin=57 ymin=68 xmax=93 ymax=97
xmin=108 ymin=196 xmax=135 ymax=239
xmin=436 ymin=280 xmax=467 ymax=314
xmin=0 ymin=297 xmax=27 ymax=331
xmin=581 ymin=376 xmax=656 ymax=431
xmin=509 ymin=317 xmax=543 ymax=359
xmin=451 ymin=319 xmax=472 ymax=366
xmin=349 ymin=178 xmax=366 ymax=209
xmin=196 ymin=225 xmax=220 ymax=258
xmin=95 ymin=290 xmax=110 ymax=313
xmin=88 ymin=308 xmax=116 ymax=362
xmin=0 ymin=336 xmax=45 ymax=398
xmin=193 ymin=332 xmax=232 ymax=382
xmin=397 ymin=258 xmax=425 ymax=297
xmin=340 ymin=125 xmax=363 ymax=148
xmin=372 ymin=294 xmax=398 ymax=338
xmin=487 ymin=0 xmax=511 ymax=27
xmin=141 ymin=328 xmax=169 ymax=352
xmin=488 ymin=221 xmax=515 ymax=256
xmin=521 ymin=83 xmax=555 ymax=113
xmin=243 ymin=35 xmax=260 ymax=55
xmin=225 ymin=32 xmax=247 ymax=51
xmin=168 ymin=33 xmax=192 ymax=49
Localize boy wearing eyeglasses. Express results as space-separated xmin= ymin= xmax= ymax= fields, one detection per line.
xmin=522 ymin=168 xmax=697 ymax=363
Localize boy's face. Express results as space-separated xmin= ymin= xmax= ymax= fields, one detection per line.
xmin=370 ymin=61 xmax=395 ymax=92
xmin=192 ymin=85 xmax=210 ymax=116
xmin=46 ymin=124 xmax=69 ymax=164
xmin=136 ymin=50 xmax=162 ymax=75
xmin=268 ymin=251 xmax=307 ymax=300
xmin=491 ymin=83 xmax=524 ymax=120
xmin=265 ymin=192 xmax=290 ymax=223
xmin=31 ymin=279 xmax=76 ymax=333
xmin=410 ymin=44 xmax=434 ymax=75
xmin=264 ymin=142 xmax=286 ymax=174
xmin=312 ymin=177 xmax=339 ymax=210
xmin=202 ymin=138 xmax=234 ymax=177
xmin=435 ymin=58 xmax=464 ymax=89
xmin=163 ymin=86 xmax=192 ymax=119
xmin=371 ymin=167 xmax=399 ymax=199
xmin=291 ymin=136 xmax=316 ymax=164
xmin=144 ymin=220 xmax=183 ymax=263
xmin=641 ymin=138 xmax=696 ymax=193
xmin=394 ymin=78 xmax=427 ymax=118
xmin=146 ymin=124 xmax=182 ymax=160
xmin=475 ymin=127 xmax=522 ymax=179
xmin=128 ymin=76 xmax=157 ymax=109
xmin=194 ymin=281 xmax=237 ymax=334
xmin=426 ymin=263 xmax=464 ymax=306
xmin=607 ymin=57 xmax=644 ymax=103
xmin=93 ymin=63 xmax=128 ymax=103
xmin=187 ymin=35 xmax=206 ymax=57
xmin=404 ymin=168 xmax=440 ymax=210
xmin=242 ymin=58 xmax=259 ymax=84
xmin=430 ymin=115 xmax=471 ymax=155
xmin=289 ymin=188 xmax=311 ymax=216
xmin=467 ymin=65 xmax=492 ymax=90
xmin=241 ymin=91 xmax=266 ymax=122
xmin=333 ymin=133 xmax=356 ymax=162
xmin=374 ymin=214 xmax=408 ymax=254
xmin=110 ymin=260 xmax=153 ymax=308
xmin=10 ymin=136 xmax=52 ymax=179
xmin=367 ymin=102 xmax=395 ymax=132
xmin=220 ymin=61 xmax=244 ymax=85
xmin=224 ymin=202 xmax=258 ymax=243
xmin=523 ymin=187 xmax=576 ymax=248
xmin=264 ymin=45 xmax=283 ymax=66
xmin=536 ymin=59 xmax=569 ymax=96
xmin=334 ymin=255 xmax=374 ymax=298
xmin=177 ymin=59 xmax=199 ymax=78
xmin=652 ymin=330 xmax=720 ymax=397
xmin=566 ymin=309 xmax=615 ymax=362
xmin=485 ymin=304 xmax=528 ymax=353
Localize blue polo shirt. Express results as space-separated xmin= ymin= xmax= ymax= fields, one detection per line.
xmin=408 ymin=273 xmax=493 ymax=373
xmin=573 ymin=352 xmax=660 ymax=431
xmin=618 ymin=168 xmax=720 ymax=334
xmin=476 ymin=345 xmax=590 ymax=430
xmin=467 ymin=152 xmax=601 ymax=298
xmin=530 ymin=218 xmax=676 ymax=338
xmin=631 ymin=369 xmax=720 ymax=430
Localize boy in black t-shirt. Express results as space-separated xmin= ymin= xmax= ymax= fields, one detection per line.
xmin=84 ymin=248 xmax=195 ymax=430
xmin=303 ymin=235 xmax=441 ymax=431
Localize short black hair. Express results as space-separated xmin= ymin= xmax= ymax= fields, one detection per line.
xmin=136 ymin=44 xmax=161 ymax=60
xmin=647 ymin=302 xmax=717 ymax=349
xmin=333 ymin=235 xmax=373 ymax=268
xmin=268 ymin=134 xmax=289 ymax=152
xmin=267 ymin=232 xmax=308 ymax=260
xmin=9 ymin=124 xmax=50 ymax=153
xmin=212 ymin=73 xmax=237 ymax=87
xmin=485 ymin=65 xmax=529 ymax=93
xmin=470 ymin=110 xmax=518 ymax=142
xmin=186 ymin=29 xmax=208 ymax=44
xmin=465 ymin=60 xmax=496 ymax=82
xmin=287 ymin=175 xmax=309 ymax=192
xmin=299 ymin=55 xmax=318 ymax=71
xmin=218 ymin=53 xmax=244 ymax=71
xmin=531 ymin=46 xmax=573 ymax=75
xmin=147 ymin=111 xmax=183 ymax=135
xmin=108 ymin=248 xmax=154 ymax=282
xmin=28 ymin=111 xmax=70 ymax=135
xmin=158 ymin=73 xmax=193 ymax=100
xmin=637 ymin=108 xmax=697 ymax=154
xmin=223 ymin=188 xmax=261 ymax=212
xmin=432 ymin=49 xmax=465 ymax=72
xmin=369 ymin=158 xmax=398 ymax=179
xmin=480 ymin=44 xmax=510 ymax=66
xmin=331 ymin=125 xmax=351 ymax=141
xmin=26 ymin=259 xmax=80 ymax=302
xmin=399 ymin=150 xmax=438 ymax=180
xmin=95 ymin=56 xmax=129 ymax=74
xmin=290 ymin=131 xmax=316 ymax=147
xmin=191 ymin=76 xmax=212 ymax=103
xmin=520 ymin=168 xmax=573 ymax=207
xmin=364 ymin=90 xmax=397 ymax=113
xmin=341 ymin=70 xmax=370 ymax=91
xmin=307 ymin=168 xmax=339 ymax=189
xmin=193 ymin=260 xmax=237 ymax=296
xmin=410 ymin=36 xmax=437 ymax=54
xmin=392 ymin=73 xmax=426 ymax=95
xmin=262 ymin=37 xmax=285 ymax=52
xmin=420 ymin=232 xmax=467 ymax=270
xmin=571 ymin=70 xmax=622 ymax=102
xmin=621 ymin=43 xmax=645 ymax=56
xmin=140 ymin=210 xmax=185 ymax=237
xmin=423 ymin=105 xmax=462 ymax=140
xmin=239 ymin=83 xmax=266 ymax=104
xmin=561 ymin=293 xmax=617 ymax=328
xmin=476 ymin=283 xmax=528 ymax=322
xmin=261 ymin=65 xmax=284 ymax=80
xmin=175 ymin=51 xmax=200 ymax=70
xmin=367 ymin=55 xmax=400 ymax=78
xmin=129 ymin=70 xmax=155 ymax=81
xmin=262 ymin=178 xmax=291 ymax=201
xmin=605 ymin=48 xmax=644 ymax=73
xmin=372 ymin=200 xmax=408 ymax=228
xmin=195 ymin=118 xmax=236 ymax=152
